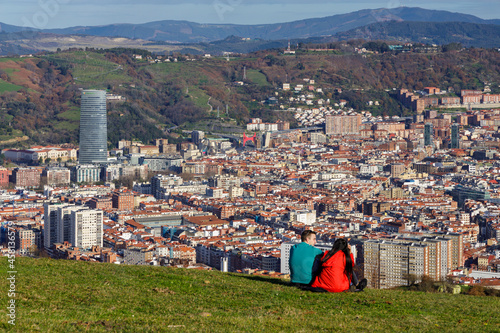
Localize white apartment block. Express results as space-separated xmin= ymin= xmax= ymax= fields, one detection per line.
xmin=70 ymin=209 xmax=103 ymax=248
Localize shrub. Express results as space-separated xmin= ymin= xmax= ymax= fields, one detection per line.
xmin=484 ymin=288 xmax=500 ymax=297
xmin=468 ymin=286 xmax=486 ymax=296
xmin=417 ymin=275 xmax=435 ymax=293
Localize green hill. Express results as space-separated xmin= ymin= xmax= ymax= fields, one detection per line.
xmin=1 ymin=47 xmax=500 ymax=147
xmin=1 ymin=257 xmax=499 ymax=332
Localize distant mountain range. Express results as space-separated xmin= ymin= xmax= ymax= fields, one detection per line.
xmin=0 ymin=7 xmax=499 ymax=55
xmin=336 ymin=21 xmax=500 ymax=48
xmin=2 ymin=7 xmax=500 ymax=43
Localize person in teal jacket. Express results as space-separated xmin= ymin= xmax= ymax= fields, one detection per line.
xmin=289 ymin=230 xmax=323 ymax=287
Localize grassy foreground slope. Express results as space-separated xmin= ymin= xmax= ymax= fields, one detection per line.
xmin=1 ymin=257 xmax=499 ymax=332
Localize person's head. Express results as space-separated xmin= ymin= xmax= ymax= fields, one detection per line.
xmin=321 ymin=238 xmax=353 ymax=280
xmin=331 ymin=238 xmax=349 ymax=254
xmin=301 ymin=230 xmax=317 ymax=246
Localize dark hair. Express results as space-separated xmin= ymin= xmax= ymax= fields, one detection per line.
xmin=301 ymin=230 xmax=316 ymax=242
xmin=321 ymin=238 xmax=353 ymax=281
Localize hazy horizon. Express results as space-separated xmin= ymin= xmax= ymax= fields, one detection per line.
xmin=0 ymin=1 xmax=499 ymax=30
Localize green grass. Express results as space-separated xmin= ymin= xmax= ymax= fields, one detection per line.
xmin=0 ymin=128 xmax=24 ymax=141
xmin=2 ymin=68 xmax=19 ymax=75
xmin=149 ymin=62 xmax=219 ymax=111
xmin=150 ymin=62 xmax=214 ymax=86
xmin=53 ymin=121 xmax=79 ymax=131
xmin=0 ymin=257 xmax=499 ymax=332
xmin=0 ymin=79 xmax=23 ymax=93
xmin=42 ymin=51 xmax=131 ymax=88
xmin=57 ymin=107 xmax=80 ymax=121
xmin=246 ymin=69 xmax=270 ymax=87
xmin=0 ymin=58 xmax=21 ymax=63
xmin=187 ymin=85 xmax=211 ymax=111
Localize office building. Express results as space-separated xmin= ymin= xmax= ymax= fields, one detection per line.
xmin=424 ymin=123 xmax=433 ymax=146
xmin=71 ymin=164 xmax=102 ymax=183
xmin=450 ymin=124 xmax=460 ymax=149
xmin=451 ymin=185 xmax=491 ymax=207
xmin=79 ymin=90 xmax=107 ymax=164
xmin=192 ymin=130 xmax=205 ymax=146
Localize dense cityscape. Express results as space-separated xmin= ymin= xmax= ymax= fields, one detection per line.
xmin=3 ymin=81 xmax=500 ymax=291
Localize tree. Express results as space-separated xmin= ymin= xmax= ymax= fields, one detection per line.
xmin=28 ymin=244 xmax=39 ymax=257
xmin=404 ymin=273 xmax=418 ymax=286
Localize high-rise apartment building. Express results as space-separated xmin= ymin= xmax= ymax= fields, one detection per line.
xmin=390 ymin=163 xmax=405 ymax=178
xmin=43 ymin=167 xmax=71 ymax=186
xmin=325 ymin=114 xmax=361 ymax=135
xmin=364 ymin=240 xmax=429 ymax=289
xmin=363 ymin=232 xmax=464 ymax=289
xmin=70 ymin=209 xmax=103 ymax=248
xmin=79 ymin=90 xmax=107 ymax=164
xmin=44 ymin=203 xmax=103 ymax=250
xmin=44 ymin=203 xmax=80 ymax=249
xmin=44 ymin=203 xmax=61 ymax=249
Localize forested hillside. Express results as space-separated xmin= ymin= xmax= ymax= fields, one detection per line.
xmin=0 ymin=46 xmax=499 ymax=148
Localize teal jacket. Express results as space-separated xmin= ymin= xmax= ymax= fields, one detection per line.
xmin=289 ymin=242 xmax=323 ymax=284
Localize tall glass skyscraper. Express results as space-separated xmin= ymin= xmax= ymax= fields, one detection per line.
xmin=424 ymin=123 xmax=433 ymax=146
xmin=79 ymin=90 xmax=107 ymax=164
xmin=450 ymin=124 xmax=460 ymax=149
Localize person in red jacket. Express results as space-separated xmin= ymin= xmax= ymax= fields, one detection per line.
xmin=310 ymin=238 xmax=366 ymax=292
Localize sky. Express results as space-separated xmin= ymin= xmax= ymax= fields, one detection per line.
xmin=1 ymin=0 xmax=499 ymax=29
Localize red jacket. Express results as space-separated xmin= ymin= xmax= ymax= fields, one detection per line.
xmin=311 ymin=251 xmax=354 ymax=292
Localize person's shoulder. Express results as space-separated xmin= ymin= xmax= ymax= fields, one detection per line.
xmin=313 ymin=246 xmax=323 ymax=254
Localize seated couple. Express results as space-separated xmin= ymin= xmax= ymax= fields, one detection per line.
xmin=289 ymin=230 xmax=367 ymax=292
